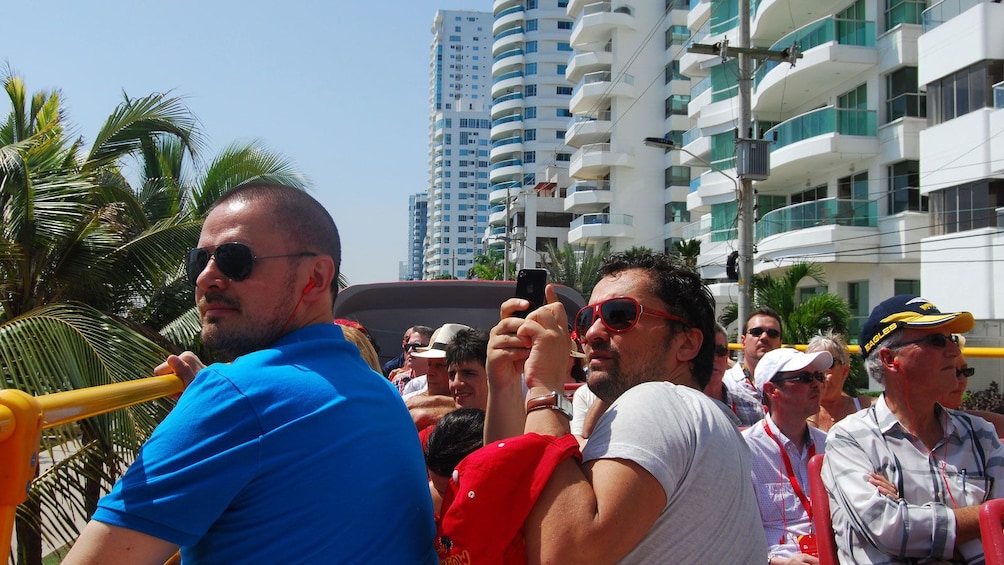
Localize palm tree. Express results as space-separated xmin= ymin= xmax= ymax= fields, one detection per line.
xmin=719 ymin=262 xmax=851 ymax=344
xmin=467 ymin=250 xmax=515 ymax=280
xmin=672 ymin=239 xmax=701 ymax=272
xmin=1 ymin=69 xmax=309 ymax=564
xmin=540 ymin=241 xmax=610 ymax=297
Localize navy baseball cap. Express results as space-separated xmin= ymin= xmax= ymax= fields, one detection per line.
xmin=859 ymin=295 xmax=973 ymax=358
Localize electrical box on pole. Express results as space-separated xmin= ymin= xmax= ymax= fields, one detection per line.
xmin=736 ymin=139 xmax=771 ymax=181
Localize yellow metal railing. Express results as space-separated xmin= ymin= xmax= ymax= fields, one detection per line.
xmin=1 ymin=375 xmax=183 ymax=563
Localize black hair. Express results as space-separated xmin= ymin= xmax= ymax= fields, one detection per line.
xmin=445 ymin=328 xmax=489 ymax=368
xmin=744 ymin=306 xmax=783 ymax=334
xmin=425 ymin=408 xmax=485 ymax=478
xmin=599 ymin=251 xmax=716 ymax=388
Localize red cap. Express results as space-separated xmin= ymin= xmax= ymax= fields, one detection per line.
xmin=436 ymin=433 xmax=581 ymax=564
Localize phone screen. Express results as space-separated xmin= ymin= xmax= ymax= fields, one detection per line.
xmin=513 ymin=269 xmax=547 ymax=318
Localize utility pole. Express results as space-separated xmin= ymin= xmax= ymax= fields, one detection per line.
xmin=687 ymin=1 xmax=800 ymax=328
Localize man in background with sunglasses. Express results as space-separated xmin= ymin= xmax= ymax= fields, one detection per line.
xmin=65 ymin=184 xmax=437 ymax=565
xmin=823 ymin=295 xmax=1004 ymax=564
xmin=743 ymin=347 xmax=832 ymax=564
xmin=724 ymin=307 xmax=784 ymax=426
xmin=486 ymin=251 xmax=766 ymax=563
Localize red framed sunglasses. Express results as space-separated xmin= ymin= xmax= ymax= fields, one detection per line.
xmin=574 ymin=296 xmax=690 ymax=338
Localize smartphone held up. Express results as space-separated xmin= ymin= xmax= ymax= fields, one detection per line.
xmin=512 ymin=269 xmax=547 ymax=318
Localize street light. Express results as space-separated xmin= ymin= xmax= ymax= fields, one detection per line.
xmin=643 ymin=135 xmax=751 ymax=323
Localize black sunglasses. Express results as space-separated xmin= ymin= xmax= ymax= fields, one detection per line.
xmin=186 ymin=242 xmax=317 ymax=286
xmin=404 ymin=343 xmax=428 ymax=351
xmin=574 ymin=297 xmax=689 ymax=338
xmin=892 ymin=333 xmax=959 ymax=350
xmin=747 ymin=327 xmax=781 ymax=339
xmin=957 ymin=366 xmax=976 ymax=378
xmin=714 ymin=345 xmax=730 ymax=358
xmin=773 ymin=371 xmax=825 ymax=384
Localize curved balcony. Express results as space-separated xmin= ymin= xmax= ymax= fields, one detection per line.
xmin=491 ymin=91 xmax=523 ymax=119
xmin=756 ymin=198 xmax=878 ymax=241
xmin=570 ymin=72 xmax=636 ymax=115
xmin=489 ymin=158 xmax=523 ymax=181
xmin=492 ymin=48 xmax=525 ymax=76
xmin=564 ymin=180 xmax=613 ymax=213
xmin=491 ymin=70 xmax=524 ymax=98
xmin=492 ymin=27 xmax=524 ymax=54
xmin=489 ymin=204 xmax=508 ymax=225
xmin=571 ymin=2 xmax=636 ymax=49
xmin=751 ymin=0 xmax=849 ymax=43
xmin=490 ymin=136 xmax=523 ymax=160
xmin=753 ymin=17 xmax=878 ymax=115
xmin=569 ymin=142 xmax=633 ymax=178
xmin=568 ymin=213 xmax=635 ymax=243
xmin=764 ymin=107 xmax=879 ymax=183
xmin=489 ymin=182 xmax=520 ymax=205
xmin=492 ymin=4 xmax=524 ymax=33
xmin=566 ymin=50 xmax=613 ymax=83
xmin=565 ymin=111 xmax=612 ymax=148
xmin=490 ymin=114 xmax=523 ymax=139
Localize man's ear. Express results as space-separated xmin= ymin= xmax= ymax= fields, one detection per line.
xmin=675 ymin=327 xmax=704 ymax=362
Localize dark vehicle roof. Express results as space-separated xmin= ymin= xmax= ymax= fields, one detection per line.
xmin=333 ymin=280 xmax=586 ymax=365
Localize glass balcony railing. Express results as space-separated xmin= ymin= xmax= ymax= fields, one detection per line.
xmin=886 ymin=92 xmax=927 ymax=121
xmin=489 ymin=204 xmax=507 ymax=214
xmin=764 ymin=107 xmax=877 ymax=151
xmin=995 ymin=81 xmax=1004 ymax=109
xmin=492 ymin=114 xmax=522 ymax=128
xmin=493 ymin=48 xmax=524 ymax=64
xmin=566 ymin=111 xmax=612 ymax=130
xmin=495 ymin=4 xmax=524 ymax=19
xmin=491 ymin=136 xmax=522 ymax=149
xmin=492 ymin=92 xmax=523 ymax=105
xmin=756 ymin=198 xmax=878 ymax=240
xmin=567 ymin=180 xmax=611 ymax=194
xmin=690 ymin=177 xmax=701 ymax=193
xmin=491 ymin=158 xmax=522 ymax=171
xmin=690 ymin=75 xmax=712 ymax=99
xmin=923 ymin=0 xmax=990 ymax=31
xmin=570 ymin=213 xmax=634 ymax=230
xmin=493 ymin=70 xmax=523 ymax=83
xmin=494 ymin=26 xmax=523 ymax=40
xmin=755 ymin=17 xmax=876 ymax=87
xmin=886 ymin=0 xmax=925 ymax=29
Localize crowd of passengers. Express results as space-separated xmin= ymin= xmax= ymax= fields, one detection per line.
xmin=60 ymin=183 xmax=1002 ymax=565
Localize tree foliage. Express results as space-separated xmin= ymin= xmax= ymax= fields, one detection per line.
xmin=540 ymin=241 xmax=610 ymax=297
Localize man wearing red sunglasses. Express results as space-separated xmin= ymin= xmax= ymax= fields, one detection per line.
xmin=484 ymin=251 xmax=765 ymax=563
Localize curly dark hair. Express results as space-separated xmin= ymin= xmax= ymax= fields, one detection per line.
xmin=425 ymin=408 xmax=485 ymax=478
xmin=599 ymin=251 xmax=716 ymax=388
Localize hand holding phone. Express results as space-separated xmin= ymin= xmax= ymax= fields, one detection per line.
xmin=512 ymin=269 xmax=547 ymax=318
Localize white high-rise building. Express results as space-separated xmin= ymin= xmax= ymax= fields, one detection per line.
xmin=564 ymin=1 xmax=692 ymax=256
xmin=405 ymin=192 xmax=428 ymax=281
xmin=426 ymin=10 xmax=494 ymax=280
xmin=487 ymin=0 xmax=576 ymax=271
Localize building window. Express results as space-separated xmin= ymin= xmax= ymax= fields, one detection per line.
xmin=524 ymin=107 xmax=537 ymax=119
xmin=557 ymin=108 xmax=572 ymax=117
xmin=525 ymin=19 xmax=538 ymax=31
xmin=555 ymin=130 xmax=565 ymax=139
xmin=524 ymin=151 xmax=536 ymax=164
xmin=558 ymin=42 xmax=572 ymax=52
xmin=887 ymin=160 xmax=927 ymax=214
xmin=664 ymin=166 xmax=691 ymax=187
xmin=524 ymin=128 xmax=537 ymax=141
xmin=524 ymin=84 xmax=537 ymax=97
xmin=557 ymin=64 xmax=567 ymax=75
xmin=525 ymin=40 xmax=538 ymax=53
xmin=525 ymin=62 xmax=538 ymax=75
xmin=710 ymin=201 xmax=738 ymax=242
xmin=557 ymin=86 xmax=572 ymax=95
xmin=665 ymin=60 xmax=686 ymax=84
xmin=665 ymin=95 xmax=690 ymax=117
xmin=927 ymin=60 xmax=1004 ymax=125
xmin=664 ymin=202 xmax=690 ymax=223
xmin=931 ymin=180 xmax=1004 ymax=234
xmin=886 ymin=67 xmax=925 ymax=122
xmin=846 ymin=281 xmax=869 ymax=342
xmin=894 ymin=279 xmax=921 ymax=295
xmin=558 ymin=21 xmax=572 ymax=29
xmin=526 ymin=0 xmax=538 ymax=9
xmin=885 ymin=0 xmax=924 ymax=29
xmin=556 ymin=152 xmax=571 ymax=162
xmin=665 ymin=25 xmax=689 ymax=48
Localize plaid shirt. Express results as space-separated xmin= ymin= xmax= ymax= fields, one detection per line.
xmin=723 ymin=364 xmax=766 ymax=426
xmin=823 ymin=395 xmax=1004 ymax=564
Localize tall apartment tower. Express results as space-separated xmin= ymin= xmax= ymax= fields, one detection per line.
xmin=425 ymin=10 xmax=494 ymax=280
xmin=405 ymin=192 xmax=428 ymax=280
xmin=487 ymin=0 xmax=576 ymax=271
xmin=564 ymin=1 xmax=692 ymax=257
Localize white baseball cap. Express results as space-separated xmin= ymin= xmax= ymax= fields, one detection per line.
xmin=754 ymin=347 xmax=832 ymax=391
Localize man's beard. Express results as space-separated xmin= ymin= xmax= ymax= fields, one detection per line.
xmin=201 ymin=288 xmax=295 ymax=361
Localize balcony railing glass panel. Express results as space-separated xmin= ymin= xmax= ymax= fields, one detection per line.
xmin=756 ymin=198 xmax=878 ymax=240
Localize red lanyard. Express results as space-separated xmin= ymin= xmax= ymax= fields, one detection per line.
xmin=764 ymin=421 xmax=814 ymax=521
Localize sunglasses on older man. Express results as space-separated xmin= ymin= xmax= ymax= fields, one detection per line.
xmin=186 ymin=242 xmax=317 ymax=286
xmin=574 ymin=296 xmax=689 ymax=339
xmin=773 ymin=371 xmax=826 ymax=384
xmin=891 ymin=333 xmax=960 ymax=350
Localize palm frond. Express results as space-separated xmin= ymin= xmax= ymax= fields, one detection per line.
xmin=84 ymin=92 xmax=200 ymax=171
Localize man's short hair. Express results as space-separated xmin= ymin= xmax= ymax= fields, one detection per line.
xmin=599 ymin=252 xmax=716 ymax=388
xmin=445 ymin=328 xmax=489 ymax=368
xmin=744 ymin=306 xmax=782 ymax=333
xmin=213 ymin=184 xmax=341 ymax=298
xmin=411 ymin=325 xmax=435 ymax=340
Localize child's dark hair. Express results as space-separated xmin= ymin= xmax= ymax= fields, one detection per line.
xmin=425 ymin=408 xmax=485 ymax=478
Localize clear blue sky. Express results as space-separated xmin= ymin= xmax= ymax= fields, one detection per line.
xmin=3 ymin=0 xmax=487 ymax=285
